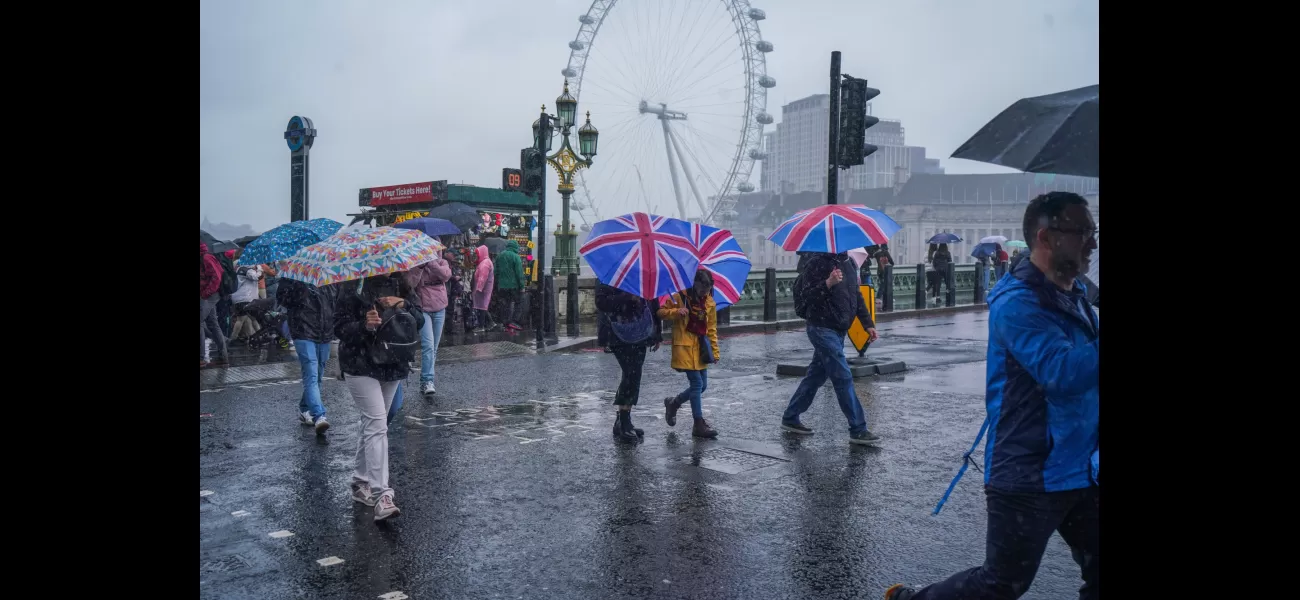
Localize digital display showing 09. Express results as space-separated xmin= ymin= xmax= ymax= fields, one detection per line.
xmin=502 ymin=168 xmax=523 ymax=192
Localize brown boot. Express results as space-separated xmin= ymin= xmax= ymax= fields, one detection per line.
xmin=692 ymin=418 xmax=718 ymax=439
xmin=664 ymin=396 xmax=684 ymax=426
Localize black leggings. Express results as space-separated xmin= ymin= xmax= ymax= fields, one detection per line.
xmin=610 ymin=344 xmax=647 ymax=406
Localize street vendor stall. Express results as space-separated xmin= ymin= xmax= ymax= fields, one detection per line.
xmin=348 ymin=181 xmax=541 ymax=333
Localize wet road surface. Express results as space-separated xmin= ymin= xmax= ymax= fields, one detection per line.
xmin=200 ymin=312 xmax=1086 ymax=599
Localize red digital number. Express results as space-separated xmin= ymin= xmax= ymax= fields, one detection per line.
xmin=508 ymin=173 xmax=521 ymax=187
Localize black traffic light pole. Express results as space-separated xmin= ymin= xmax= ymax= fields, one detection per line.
xmin=827 ymin=51 xmax=842 ymax=206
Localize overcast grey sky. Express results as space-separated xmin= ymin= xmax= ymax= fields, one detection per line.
xmin=200 ymin=0 xmax=1098 ymax=231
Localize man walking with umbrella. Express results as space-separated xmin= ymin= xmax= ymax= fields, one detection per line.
xmin=781 ymin=251 xmax=881 ymax=446
xmin=886 ymin=192 xmax=1098 ymax=600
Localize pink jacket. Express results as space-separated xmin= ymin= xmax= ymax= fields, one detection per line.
xmin=403 ymin=257 xmax=453 ymax=313
xmin=472 ymin=245 xmax=494 ymax=310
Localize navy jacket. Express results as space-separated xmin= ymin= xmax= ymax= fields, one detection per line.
xmin=983 ymin=257 xmax=1099 ymax=493
xmin=797 ymin=253 xmax=874 ymax=333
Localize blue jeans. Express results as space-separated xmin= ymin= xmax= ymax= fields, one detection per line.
xmin=388 ymin=383 xmax=404 ymax=424
xmin=419 ymin=309 xmax=446 ymax=385
xmin=295 ymin=341 xmax=331 ymax=420
xmin=675 ymin=369 xmax=709 ymax=420
xmin=782 ymin=325 xmax=867 ymax=434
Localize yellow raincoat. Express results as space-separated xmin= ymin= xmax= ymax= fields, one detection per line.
xmin=657 ymin=291 xmax=720 ymax=371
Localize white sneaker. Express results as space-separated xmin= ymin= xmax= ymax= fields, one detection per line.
xmin=299 ymin=411 xmax=313 ymax=426
xmin=421 ymin=381 xmax=436 ymax=396
xmin=314 ymin=416 xmax=330 ymax=435
xmin=351 ymin=482 xmax=377 ymax=506
xmin=374 ymin=493 xmax=401 ymax=521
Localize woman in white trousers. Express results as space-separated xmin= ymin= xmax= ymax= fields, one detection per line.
xmin=333 ymin=273 xmax=424 ymax=522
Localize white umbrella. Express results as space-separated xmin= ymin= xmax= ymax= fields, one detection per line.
xmin=980 ymin=235 xmax=1008 ymax=245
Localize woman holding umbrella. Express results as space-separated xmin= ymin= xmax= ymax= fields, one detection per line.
xmin=658 ymin=270 xmax=720 ymax=439
xmin=282 ymin=226 xmax=439 ymax=523
xmin=595 ymin=282 xmax=663 ymax=442
xmin=334 ymin=272 xmax=424 ymax=521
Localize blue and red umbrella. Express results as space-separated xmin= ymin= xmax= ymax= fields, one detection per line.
xmin=580 ymin=213 xmax=700 ymax=300
xmin=684 ymin=223 xmax=751 ymax=309
xmin=767 ymin=204 xmax=901 ymax=254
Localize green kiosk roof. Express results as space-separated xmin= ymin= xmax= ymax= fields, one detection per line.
xmin=446 ymin=184 xmax=535 ymax=212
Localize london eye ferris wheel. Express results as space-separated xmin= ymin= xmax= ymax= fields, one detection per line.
xmin=560 ymin=0 xmax=774 ymax=228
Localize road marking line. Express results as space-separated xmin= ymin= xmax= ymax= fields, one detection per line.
xmin=231 ymin=510 xmax=250 ymax=517
xmin=378 ymin=592 xmax=409 ymax=600
xmin=268 ymin=530 xmax=294 ymax=538
xmin=317 ymin=556 xmax=344 ymax=567
xmin=200 ymin=490 xmax=214 ymax=497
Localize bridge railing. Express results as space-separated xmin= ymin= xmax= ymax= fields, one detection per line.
xmin=556 ymin=263 xmax=1001 ymax=324
xmin=728 ymin=264 xmax=990 ymax=313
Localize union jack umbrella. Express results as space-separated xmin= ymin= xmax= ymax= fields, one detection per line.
xmin=679 ymin=223 xmax=751 ymax=309
xmin=767 ymin=204 xmax=901 ymax=254
xmin=579 ymin=213 xmax=700 ymax=300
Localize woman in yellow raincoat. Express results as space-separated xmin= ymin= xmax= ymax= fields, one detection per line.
xmin=658 ymin=270 xmax=721 ymax=438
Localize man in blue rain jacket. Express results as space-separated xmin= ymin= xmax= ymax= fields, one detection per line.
xmin=887 ymin=192 xmax=1099 ymax=600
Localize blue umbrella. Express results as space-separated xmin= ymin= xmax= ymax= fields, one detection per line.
xmin=970 ymin=242 xmax=999 ymax=260
xmin=928 ymin=232 xmax=962 ymax=244
xmin=296 ymin=218 xmax=345 ymax=240
xmin=237 ymin=219 xmax=343 ymax=265
xmin=391 ymin=217 xmax=461 ymax=238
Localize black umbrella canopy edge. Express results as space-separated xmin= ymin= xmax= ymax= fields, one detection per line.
xmin=951 ymin=84 xmax=1099 ymax=178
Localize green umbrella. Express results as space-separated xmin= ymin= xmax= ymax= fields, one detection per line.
xmin=1006 ymin=240 xmax=1028 ymax=250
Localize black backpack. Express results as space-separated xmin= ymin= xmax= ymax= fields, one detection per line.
xmin=369 ymin=306 xmax=420 ymax=365
xmin=793 ymin=273 xmax=811 ymax=319
xmin=217 ymin=254 xmax=239 ymax=297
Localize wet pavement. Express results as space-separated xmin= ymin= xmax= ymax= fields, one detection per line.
xmin=200 ymin=312 xmax=1086 ymax=599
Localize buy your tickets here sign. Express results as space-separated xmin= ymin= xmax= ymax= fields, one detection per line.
xmin=358 ymin=181 xmax=446 ymax=207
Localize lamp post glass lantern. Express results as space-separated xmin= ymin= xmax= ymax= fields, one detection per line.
xmin=556 ymin=81 xmax=577 ymax=128
xmin=534 ymin=79 xmax=597 ymax=276
xmin=578 ymin=111 xmax=599 ymax=158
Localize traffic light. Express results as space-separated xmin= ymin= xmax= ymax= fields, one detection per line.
xmin=520 ymin=147 xmax=545 ymax=195
xmin=837 ymin=76 xmax=881 ymax=168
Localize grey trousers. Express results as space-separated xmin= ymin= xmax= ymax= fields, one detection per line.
xmin=346 ymin=375 xmax=400 ymax=498
xmin=201 ymin=295 xmax=228 ymax=361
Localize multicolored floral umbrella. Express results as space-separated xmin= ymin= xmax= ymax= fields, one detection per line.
xmin=236 ymin=219 xmax=344 ymax=266
xmin=279 ymin=226 xmax=443 ymax=287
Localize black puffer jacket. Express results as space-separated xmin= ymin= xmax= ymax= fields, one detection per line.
xmin=333 ymin=275 xmax=425 ymax=382
xmin=276 ymin=278 xmax=337 ymax=343
xmin=594 ymin=283 xmax=662 ymax=348
xmin=797 ymin=252 xmax=873 ymax=333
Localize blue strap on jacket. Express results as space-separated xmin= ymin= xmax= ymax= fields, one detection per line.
xmin=933 ymin=416 xmax=990 ymax=515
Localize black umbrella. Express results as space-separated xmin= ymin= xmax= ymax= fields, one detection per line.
xmin=951 ymin=84 xmax=1098 ymax=178
xmin=426 ymin=202 xmax=482 ymax=231
xmin=233 ymin=235 xmax=260 ymax=247
xmin=200 ymin=229 xmax=240 ymax=254
xmin=482 ymin=236 xmax=509 ymax=255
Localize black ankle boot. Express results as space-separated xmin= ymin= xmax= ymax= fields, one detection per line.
xmin=664 ymin=396 xmax=684 ymax=427
xmin=623 ymin=410 xmax=645 ymax=437
xmin=612 ymin=411 xmax=638 ymax=441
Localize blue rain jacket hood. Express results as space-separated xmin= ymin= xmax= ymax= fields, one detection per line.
xmin=982 ymin=256 xmax=1099 ymax=492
